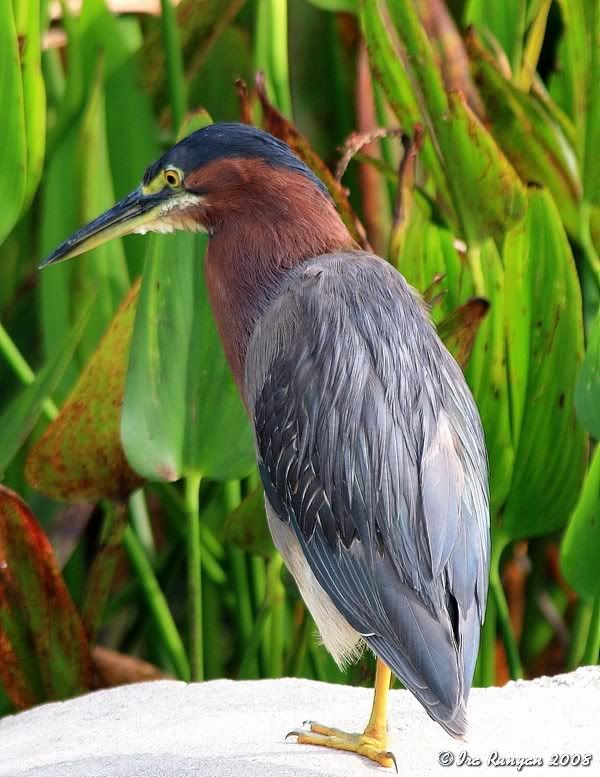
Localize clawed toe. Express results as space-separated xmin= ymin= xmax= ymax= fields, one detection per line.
xmin=285 ymin=720 xmax=396 ymax=769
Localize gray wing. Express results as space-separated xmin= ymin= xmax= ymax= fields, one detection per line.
xmin=245 ymin=251 xmax=489 ymax=737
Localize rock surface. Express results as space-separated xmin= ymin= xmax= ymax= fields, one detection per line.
xmin=0 ymin=668 xmax=598 ymax=776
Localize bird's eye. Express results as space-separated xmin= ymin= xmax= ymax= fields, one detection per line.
xmin=165 ymin=169 xmax=182 ymax=188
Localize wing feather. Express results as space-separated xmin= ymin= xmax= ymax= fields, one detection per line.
xmin=246 ymin=251 xmax=490 ymax=736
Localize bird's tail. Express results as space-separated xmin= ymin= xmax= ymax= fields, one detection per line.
xmin=368 ymin=633 xmax=468 ymax=738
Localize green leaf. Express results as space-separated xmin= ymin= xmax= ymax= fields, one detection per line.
xmin=464 ymin=0 xmax=526 ymax=71
xmin=560 ymin=445 xmax=600 ymax=601
xmin=575 ymin=309 xmax=600 ymax=439
xmin=122 ymin=228 xmax=255 ymax=482
xmin=224 ymin=487 xmax=275 ymax=558
xmin=0 ymin=299 xmax=92 ymax=480
xmin=394 ymin=204 xmax=469 ymax=316
xmin=502 ymin=189 xmax=587 ymax=539
xmin=555 ymin=0 xmax=589 ymax=160
xmin=79 ymin=3 xmax=160 ymax=277
xmin=467 ymin=32 xmax=581 ymax=238
xmin=0 ymin=0 xmax=26 ymax=246
xmin=82 ymin=503 xmax=129 ymax=638
xmin=360 ymin=0 xmax=450 ymax=217
xmin=363 ymin=0 xmax=527 ymax=246
xmin=306 ymin=0 xmax=357 ymax=11
xmin=38 ymin=68 xmax=130 ymax=395
xmin=142 ymin=0 xmax=244 ymax=116
xmin=583 ymin=0 xmax=600 ymax=205
xmin=73 ymin=60 xmax=130 ymax=362
xmin=464 ymin=239 xmax=514 ymax=516
xmin=38 ymin=121 xmax=81 ymax=399
xmin=26 ymin=282 xmax=143 ymax=503
xmin=13 ymin=0 xmax=46 ymax=212
xmin=122 ymin=114 xmax=255 ymax=482
xmin=0 ymin=486 xmax=93 ymax=709
xmin=188 ymin=26 xmax=253 ymax=122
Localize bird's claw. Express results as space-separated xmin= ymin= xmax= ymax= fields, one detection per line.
xmin=286 ymin=720 xmax=397 ymax=769
xmin=386 ymin=750 xmax=398 ymax=773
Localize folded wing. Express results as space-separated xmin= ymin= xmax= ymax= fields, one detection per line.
xmin=245 ymin=251 xmax=489 ymax=737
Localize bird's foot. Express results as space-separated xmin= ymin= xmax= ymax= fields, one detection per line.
xmin=287 ymin=721 xmax=397 ymax=770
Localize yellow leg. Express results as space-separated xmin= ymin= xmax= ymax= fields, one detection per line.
xmin=287 ymin=659 xmax=396 ymax=769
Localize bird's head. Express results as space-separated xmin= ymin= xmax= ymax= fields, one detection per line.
xmin=41 ymin=122 xmax=334 ymax=268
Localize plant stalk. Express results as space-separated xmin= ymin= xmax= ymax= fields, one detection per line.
xmin=123 ymin=525 xmax=190 ymax=680
xmin=581 ymin=593 xmax=600 ymax=666
xmin=491 ymin=531 xmax=524 ymax=680
xmin=159 ymin=0 xmax=186 ymax=133
xmin=185 ymin=473 xmax=203 ymax=681
xmin=255 ymin=0 xmax=292 ymax=118
xmin=267 ymin=553 xmax=285 ymax=678
xmin=0 ymin=322 xmax=58 ymax=420
xmin=566 ymin=598 xmax=593 ymax=670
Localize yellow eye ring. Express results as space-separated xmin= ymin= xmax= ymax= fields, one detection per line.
xmin=165 ymin=169 xmax=182 ymax=188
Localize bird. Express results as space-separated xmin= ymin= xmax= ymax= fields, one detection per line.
xmin=42 ymin=122 xmax=490 ymax=769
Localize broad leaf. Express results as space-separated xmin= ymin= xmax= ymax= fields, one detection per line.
xmin=555 ymin=0 xmax=589 ymax=159
xmin=362 ymin=0 xmax=527 ymax=244
xmin=467 ymin=32 xmax=581 ymax=238
xmin=26 ymin=282 xmax=143 ymax=503
xmin=0 ymin=298 xmax=91 ymax=480
xmin=464 ymin=0 xmax=526 ymax=71
xmin=0 ymin=0 xmax=26 ymax=246
xmin=583 ymin=0 xmax=600 ymax=205
xmin=122 ymin=230 xmax=255 ymax=482
xmin=394 ymin=203 xmax=469 ymax=316
xmin=122 ymin=114 xmax=255 ymax=482
xmin=82 ymin=503 xmax=129 ymax=638
xmin=465 ymin=239 xmax=514 ymax=516
xmin=80 ymin=2 xmax=160 ymax=278
xmin=575 ymin=309 xmax=600 ymax=440
xmin=307 ymin=0 xmax=357 ymax=12
xmin=72 ymin=61 xmax=130 ymax=362
xmin=560 ymin=446 xmax=600 ymax=601
xmin=0 ymin=486 xmax=93 ymax=709
xmin=39 ymin=35 xmax=129 ymax=396
xmin=14 ymin=0 xmax=46 ymax=212
xmin=502 ymin=189 xmax=587 ymax=539
xmin=38 ymin=120 xmax=81 ymax=400
xmin=224 ymin=487 xmax=275 ymax=557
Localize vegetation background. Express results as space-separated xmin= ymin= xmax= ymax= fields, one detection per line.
xmin=0 ymin=0 xmax=599 ymax=717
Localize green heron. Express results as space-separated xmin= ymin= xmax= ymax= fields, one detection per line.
xmin=42 ymin=122 xmax=490 ymax=769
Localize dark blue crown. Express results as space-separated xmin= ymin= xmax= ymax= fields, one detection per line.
xmin=143 ymin=122 xmax=329 ymax=196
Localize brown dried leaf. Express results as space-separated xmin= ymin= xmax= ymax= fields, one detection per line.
xmin=437 ymin=298 xmax=490 ymax=370
xmin=26 ymin=280 xmax=143 ymax=504
xmin=235 ymin=78 xmax=255 ymax=124
xmin=92 ymin=645 xmax=172 ymax=688
xmin=0 ymin=486 xmax=93 ymax=709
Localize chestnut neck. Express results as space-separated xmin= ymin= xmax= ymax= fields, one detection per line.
xmin=203 ymin=166 xmax=357 ymax=393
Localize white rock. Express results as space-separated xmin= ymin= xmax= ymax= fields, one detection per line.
xmin=0 ymin=669 xmax=598 ymax=776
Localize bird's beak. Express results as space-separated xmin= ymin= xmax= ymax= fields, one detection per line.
xmin=39 ymin=186 xmax=178 ymax=268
